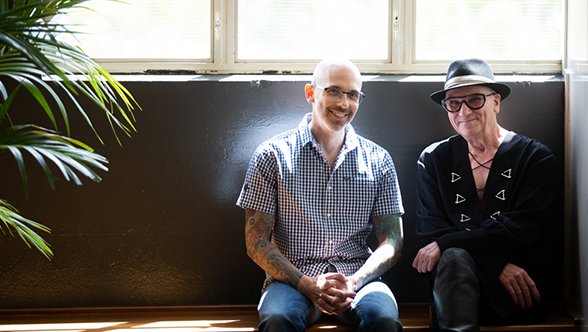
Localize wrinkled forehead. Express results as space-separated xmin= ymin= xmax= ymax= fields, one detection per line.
xmin=445 ymin=85 xmax=495 ymax=98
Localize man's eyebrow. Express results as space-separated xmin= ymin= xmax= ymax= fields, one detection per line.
xmin=325 ymin=85 xmax=360 ymax=93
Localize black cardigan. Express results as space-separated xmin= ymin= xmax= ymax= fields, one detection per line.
xmin=416 ymin=131 xmax=558 ymax=319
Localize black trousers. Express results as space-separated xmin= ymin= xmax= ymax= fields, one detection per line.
xmin=427 ymin=248 xmax=545 ymax=332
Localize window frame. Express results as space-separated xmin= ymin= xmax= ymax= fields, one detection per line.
xmin=94 ymin=0 xmax=565 ymax=75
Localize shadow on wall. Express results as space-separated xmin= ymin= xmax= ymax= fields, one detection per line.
xmin=0 ymin=77 xmax=565 ymax=309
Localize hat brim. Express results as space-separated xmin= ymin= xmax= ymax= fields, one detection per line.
xmin=430 ymin=82 xmax=511 ymax=105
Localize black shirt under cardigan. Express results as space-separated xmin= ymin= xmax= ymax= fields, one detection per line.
xmin=416 ymin=131 xmax=558 ymax=320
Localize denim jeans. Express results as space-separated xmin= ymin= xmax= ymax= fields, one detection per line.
xmin=257 ymin=280 xmax=403 ymax=332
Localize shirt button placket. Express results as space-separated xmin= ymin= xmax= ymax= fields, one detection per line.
xmin=324 ymin=178 xmax=335 ymax=255
xmin=325 ymin=179 xmax=334 ymax=222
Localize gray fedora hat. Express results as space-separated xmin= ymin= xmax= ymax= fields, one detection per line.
xmin=430 ymin=58 xmax=511 ymax=105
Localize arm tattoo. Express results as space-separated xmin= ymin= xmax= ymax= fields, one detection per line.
xmin=353 ymin=214 xmax=404 ymax=290
xmin=244 ymin=209 xmax=304 ymax=287
xmin=373 ymin=214 xmax=404 ymax=249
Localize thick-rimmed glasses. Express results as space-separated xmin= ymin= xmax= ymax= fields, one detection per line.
xmin=441 ymin=93 xmax=497 ymax=113
xmin=314 ymin=85 xmax=365 ymax=105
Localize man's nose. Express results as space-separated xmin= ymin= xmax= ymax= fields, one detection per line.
xmin=457 ymin=101 xmax=472 ymax=114
xmin=337 ymin=93 xmax=350 ymax=107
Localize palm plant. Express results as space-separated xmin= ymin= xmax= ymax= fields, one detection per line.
xmin=0 ymin=0 xmax=140 ymax=258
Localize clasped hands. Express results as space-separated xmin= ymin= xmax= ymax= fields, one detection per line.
xmin=300 ymin=273 xmax=356 ymax=316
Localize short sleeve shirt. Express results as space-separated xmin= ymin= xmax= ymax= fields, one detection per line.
xmin=237 ymin=113 xmax=404 ymax=289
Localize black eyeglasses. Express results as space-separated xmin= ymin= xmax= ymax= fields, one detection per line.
xmin=441 ymin=93 xmax=497 ymax=113
xmin=314 ymin=85 xmax=365 ymax=105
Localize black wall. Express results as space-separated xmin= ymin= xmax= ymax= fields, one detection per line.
xmin=0 ymin=76 xmax=564 ymax=309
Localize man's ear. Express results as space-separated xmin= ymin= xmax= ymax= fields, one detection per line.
xmin=305 ymin=84 xmax=315 ymax=103
xmin=493 ymin=94 xmax=502 ymax=114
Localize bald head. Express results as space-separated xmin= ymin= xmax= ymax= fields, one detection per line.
xmin=311 ymin=59 xmax=362 ymax=89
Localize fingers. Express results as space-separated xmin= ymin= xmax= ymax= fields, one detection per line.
xmin=412 ymin=249 xmax=427 ymax=272
xmin=320 ymin=278 xmax=356 ymax=302
xmin=523 ymin=273 xmax=541 ymax=302
xmin=314 ymin=273 xmax=355 ymax=316
xmin=321 ymin=273 xmax=349 ymax=291
xmin=412 ymin=242 xmax=441 ymax=273
xmin=316 ymin=292 xmax=353 ymax=315
xmin=324 ymin=286 xmax=355 ymax=299
xmin=412 ymin=253 xmax=426 ymax=273
xmin=315 ymin=296 xmax=333 ymax=315
xmin=499 ymin=264 xmax=541 ymax=310
xmin=509 ymin=273 xmax=528 ymax=308
xmin=323 ymin=273 xmax=347 ymax=283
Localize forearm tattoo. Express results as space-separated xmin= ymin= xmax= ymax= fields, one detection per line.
xmin=373 ymin=214 xmax=403 ymax=249
xmin=354 ymin=214 xmax=404 ymax=289
xmin=245 ymin=209 xmax=303 ymax=287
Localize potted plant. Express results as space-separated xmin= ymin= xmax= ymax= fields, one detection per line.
xmin=0 ymin=0 xmax=140 ymax=258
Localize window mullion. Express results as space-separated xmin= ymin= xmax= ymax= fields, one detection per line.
xmin=403 ymin=0 xmax=415 ymax=67
xmin=213 ymin=0 xmax=229 ymax=67
xmin=390 ymin=0 xmax=401 ymax=65
xmin=224 ymin=0 xmax=237 ymax=68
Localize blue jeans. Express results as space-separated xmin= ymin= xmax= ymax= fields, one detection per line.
xmin=257 ymin=280 xmax=403 ymax=332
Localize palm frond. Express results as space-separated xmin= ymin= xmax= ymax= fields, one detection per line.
xmin=0 ymin=0 xmax=140 ymax=258
xmin=0 ymin=83 xmax=20 ymax=125
xmin=0 ymin=198 xmax=53 ymax=259
xmin=0 ymin=124 xmax=108 ymax=191
xmin=0 ymin=0 xmax=140 ymax=142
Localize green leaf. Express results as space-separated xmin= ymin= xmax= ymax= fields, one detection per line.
xmin=0 ymin=0 xmax=140 ymax=258
xmin=0 ymin=199 xmax=53 ymax=259
xmin=0 ymin=83 xmax=21 ymax=126
xmin=0 ymin=125 xmax=109 ymax=190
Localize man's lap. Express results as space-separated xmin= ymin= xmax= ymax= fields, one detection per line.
xmin=257 ymin=280 xmax=400 ymax=328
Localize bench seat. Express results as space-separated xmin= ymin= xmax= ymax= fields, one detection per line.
xmin=0 ymin=303 xmax=581 ymax=331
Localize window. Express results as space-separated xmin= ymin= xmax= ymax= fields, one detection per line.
xmin=236 ymin=0 xmax=389 ymax=61
xmin=415 ymin=0 xmax=562 ymax=61
xmin=58 ymin=0 xmax=211 ymax=60
xmin=58 ymin=0 xmax=564 ymax=74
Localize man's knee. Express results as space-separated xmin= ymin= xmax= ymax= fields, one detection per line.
xmin=353 ymin=284 xmax=402 ymax=332
xmin=259 ymin=313 xmax=305 ymax=332
xmin=433 ymin=247 xmax=479 ymax=301
xmin=360 ymin=316 xmax=403 ymax=332
xmin=438 ymin=247 xmax=476 ymax=272
xmin=440 ymin=247 xmax=473 ymax=262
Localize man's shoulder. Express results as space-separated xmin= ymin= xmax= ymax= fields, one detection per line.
xmin=354 ymin=134 xmax=389 ymax=155
xmin=509 ymin=132 xmax=554 ymax=155
xmin=499 ymin=132 xmax=556 ymax=167
xmin=420 ymin=135 xmax=462 ymax=157
xmin=255 ymin=127 xmax=302 ymax=153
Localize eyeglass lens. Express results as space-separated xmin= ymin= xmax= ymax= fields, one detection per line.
xmin=442 ymin=93 xmax=490 ymax=112
xmin=319 ymin=86 xmax=364 ymax=104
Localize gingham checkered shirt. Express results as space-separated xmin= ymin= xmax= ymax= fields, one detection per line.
xmin=237 ymin=113 xmax=404 ymax=289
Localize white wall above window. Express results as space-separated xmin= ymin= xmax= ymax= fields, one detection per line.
xmin=57 ymin=0 xmax=564 ymax=74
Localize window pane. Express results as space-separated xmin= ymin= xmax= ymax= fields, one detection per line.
xmin=57 ymin=0 xmax=211 ymax=60
xmin=415 ymin=0 xmax=562 ymax=61
xmin=237 ymin=0 xmax=389 ymax=61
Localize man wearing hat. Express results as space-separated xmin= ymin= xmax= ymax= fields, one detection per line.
xmin=412 ymin=58 xmax=559 ymax=331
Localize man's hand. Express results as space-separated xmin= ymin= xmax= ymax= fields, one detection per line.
xmin=499 ymin=263 xmax=541 ymax=310
xmin=412 ymin=241 xmax=441 ymax=273
xmin=299 ymin=273 xmax=356 ymax=315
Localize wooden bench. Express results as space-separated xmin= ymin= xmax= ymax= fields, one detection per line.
xmin=0 ymin=303 xmax=581 ymax=331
